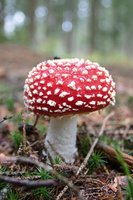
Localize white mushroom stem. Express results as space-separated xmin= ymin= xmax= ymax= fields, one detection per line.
xmin=45 ymin=115 xmax=78 ymax=163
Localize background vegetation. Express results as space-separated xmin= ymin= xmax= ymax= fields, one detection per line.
xmin=0 ymin=0 xmax=133 ymax=61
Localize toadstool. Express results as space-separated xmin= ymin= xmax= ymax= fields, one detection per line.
xmin=24 ymin=58 xmax=116 ymax=163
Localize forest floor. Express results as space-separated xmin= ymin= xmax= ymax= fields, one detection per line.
xmin=0 ymin=44 xmax=133 ymax=200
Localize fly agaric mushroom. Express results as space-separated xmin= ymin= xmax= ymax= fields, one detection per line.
xmin=24 ymin=58 xmax=116 ymax=163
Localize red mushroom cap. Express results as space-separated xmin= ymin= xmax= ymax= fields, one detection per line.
xmin=24 ymin=58 xmax=116 ymax=116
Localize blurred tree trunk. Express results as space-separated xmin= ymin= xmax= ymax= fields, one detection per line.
xmin=112 ymin=0 xmax=133 ymax=55
xmin=112 ymin=0 xmax=121 ymax=50
xmin=123 ymin=0 xmax=133 ymax=56
xmin=0 ymin=0 xmax=5 ymax=40
xmin=45 ymin=1 xmax=56 ymax=37
xmin=63 ymin=0 xmax=76 ymax=53
xmin=89 ymin=0 xmax=100 ymax=53
xmin=26 ymin=0 xmax=37 ymax=45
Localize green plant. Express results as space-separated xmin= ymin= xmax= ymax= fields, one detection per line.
xmin=38 ymin=124 xmax=47 ymax=135
xmin=0 ymin=182 xmax=7 ymax=190
xmin=4 ymin=96 xmax=14 ymax=111
xmin=115 ymin=146 xmax=133 ymax=199
xmin=7 ymin=190 xmax=19 ymax=200
xmin=0 ymin=166 xmax=8 ymax=173
xmin=37 ymin=168 xmax=53 ymax=180
xmin=79 ymin=136 xmax=91 ymax=157
xmin=88 ymin=151 xmax=107 ymax=171
xmin=31 ymin=168 xmax=54 ymax=199
xmin=0 ymin=166 xmax=8 ymax=189
xmin=53 ymin=156 xmax=62 ymax=165
xmin=12 ymin=114 xmax=23 ymax=124
xmin=127 ymin=95 xmax=133 ymax=107
xmin=10 ymin=130 xmax=23 ymax=149
xmin=32 ymin=187 xmax=53 ymax=200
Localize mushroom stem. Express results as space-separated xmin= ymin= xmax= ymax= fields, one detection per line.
xmin=45 ymin=115 xmax=78 ymax=163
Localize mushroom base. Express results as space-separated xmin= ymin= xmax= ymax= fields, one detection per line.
xmin=45 ymin=115 xmax=78 ymax=163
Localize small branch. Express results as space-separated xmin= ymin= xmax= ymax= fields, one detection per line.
xmin=56 ymin=112 xmax=114 ymax=200
xmin=33 ymin=115 xmax=39 ymax=129
xmin=76 ymin=112 xmax=114 ymax=176
xmin=96 ymin=143 xmax=133 ymax=168
xmin=22 ymin=113 xmax=27 ymax=152
xmin=0 ymin=175 xmax=57 ymax=188
xmin=0 ymin=154 xmax=84 ymax=199
xmin=0 ymin=116 xmax=13 ymax=123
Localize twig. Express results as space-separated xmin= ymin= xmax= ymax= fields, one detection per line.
xmin=76 ymin=112 xmax=114 ymax=176
xmin=33 ymin=115 xmax=39 ymax=129
xmin=0 ymin=154 xmax=84 ymax=199
xmin=0 ymin=116 xmax=13 ymax=123
xmin=0 ymin=175 xmax=57 ymax=188
xmin=56 ymin=112 xmax=114 ymax=200
xmin=96 ymin=142 xmax=133 ymax=168
xmin=22 ymin=113 xmax=27 ymax=152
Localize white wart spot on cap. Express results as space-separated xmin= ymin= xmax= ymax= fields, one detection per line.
xmin=47 ymin=91 xmax=52 ymax=95
xmin=92 ymin=75 xmax=98 ymax=80
xmin=91 ymin=85 xmax=96 ymax=90
xmin=72 ymin=68 xmax=78 ymax=72
xmin=102 ymin=87 xmax=108 ymax=92
xmin=42 ymin=107 xmax=48 ymax=111
xmin=98 ymin=85 xmax=102 ymax=89
xmin=84 ymin=94 xmax=92 ymax=99
xmin=89 ymin=101 xmax=96 ymax=105
xmin=82 ymin=70 xmax=88 ymax=75
xmin=47 ymin=82 xmax=52 ymax=87
xmin=68 ymin=81 xmax=76 ymax=90
xmin=100 ymin=79 xmax=105 ymax=83
xmin=29 ymin=106 xmax=34 ymax=110
xmin=103 ymin=95 xmax=108 ymax=99
xmin=37 ymin=98 xmax=42 ymax=103
xmin=29 ymin=78 xmax=34 ymax=83
xmin=39 ymin=92 xmax=43 ymax=96
xmin=36 ymin=63 xmax=42 ymax=70
xmin=37 ymin=106 xmax=42 ymax=110
xmin=62 ymin=74 xmax=69 ymax=78
xmin=28 ymin=91 xmax=32 ymax=97
xmin=42 ymin=73 xmax=47 ymax=78
xmin=30 ymin=85 xmax=34 ymax=89
xmin=33 ymin=89 xmax=38 ymax=94
xmin=59 ymin=92 xmax=69 ymax=98
xmin=57 ymin=80 xmax=63 ymax=85
xmin=42 ymin=66 xmax=48 ymax=70
xmin=86 ymin=86 xmax=91 ymax=90
xmin=34 ymin=82 xmax=38 ymax=86
xmin=49 ymin=69 xmax=54 ymax=74
xmin=40 ymin=80 xmax=45 ymax=84
xmin=68 ymin=97 xmax=74 ymax=101
xmin=54 ymin=88 xmax=60 ymax=95
xmin=97 ymin=101 xmax=106 ymax=105
xmin=47 ymin=100 xmax=56 ymax=107
xmin=97 ymin=93 xmax=103 ymax=98
xmin=87 ymin=79 xmax=91 ymax=82
xmin=105 ymin=78 xmax=110 ymax=84
xmin=97 ymin=71 xmax=103 ymax=76
xmin=85 ymin=65 xmax=91 ymax=70
xmin=80 ymin=78 xmax=84 ymax=82
xmin=91 ymin=64 xmax=96 ymax=69
xmin=35 ymin=75 xmax=40 ymax=79
xmin=75 ymin=101 xmax=84 ymax=106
